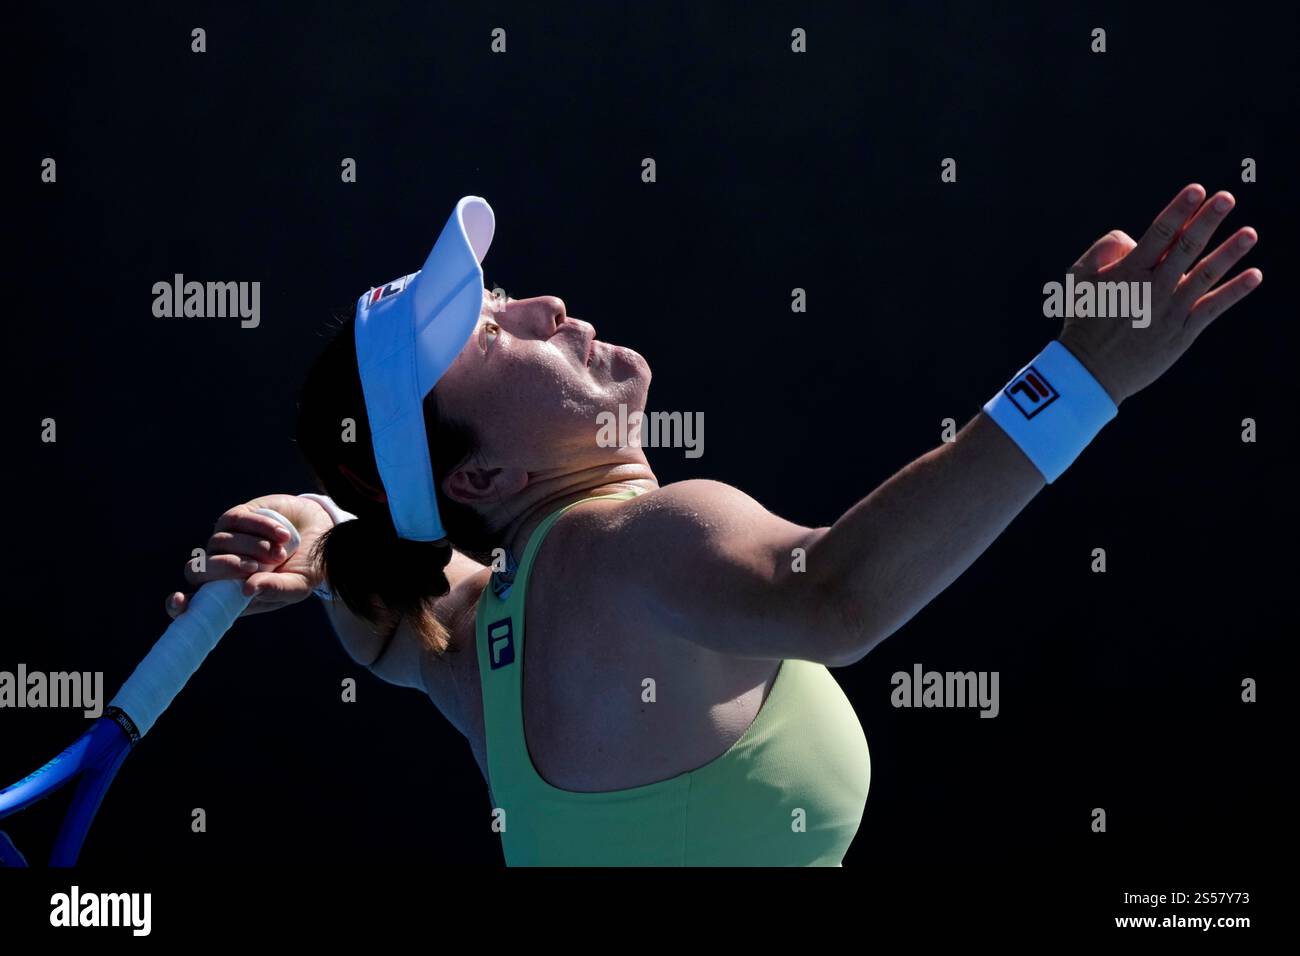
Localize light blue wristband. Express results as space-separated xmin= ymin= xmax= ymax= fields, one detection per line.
xmin=982 ymin=340 xmax=1118 ymax=483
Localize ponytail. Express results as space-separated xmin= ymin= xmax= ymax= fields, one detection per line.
xmin=314 ymin=514 xmax=455 ymax=657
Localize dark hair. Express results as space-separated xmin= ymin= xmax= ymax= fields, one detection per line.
xmin=295 ymin=314 xmax=494 ymax=656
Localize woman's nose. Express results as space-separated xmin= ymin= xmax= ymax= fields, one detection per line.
xmin=509 ymin=295 xmax=567 ymax=333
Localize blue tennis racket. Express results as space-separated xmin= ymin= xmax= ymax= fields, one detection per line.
xmin=0 ymin=507 xmax=299 ymax=866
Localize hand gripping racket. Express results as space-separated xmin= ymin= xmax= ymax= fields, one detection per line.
xmin=0 ymin=507 xmax=300 ymax=866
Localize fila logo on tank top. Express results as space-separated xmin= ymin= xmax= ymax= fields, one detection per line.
xmin=488 ymin=618 xmax=515 ymax=670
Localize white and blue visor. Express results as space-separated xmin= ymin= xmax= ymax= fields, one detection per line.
xmin=353 ymin=196 xmax=495 ymax=541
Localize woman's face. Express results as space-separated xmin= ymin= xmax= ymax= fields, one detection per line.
xmin=432 ymin=289 xmax=652 ymax=498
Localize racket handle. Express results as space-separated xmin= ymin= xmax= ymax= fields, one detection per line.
xmin=107 ymin=508 xmax=300 ymax=739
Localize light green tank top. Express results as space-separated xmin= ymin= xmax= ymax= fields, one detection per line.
xmin=475 ymin=489 xmax=871 ymax=865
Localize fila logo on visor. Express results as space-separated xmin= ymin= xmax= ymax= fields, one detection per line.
xmin=362 ymin=272 xmax=418 ymax=310
xmin=1004 ymin=365 xmax=1059 ymax=419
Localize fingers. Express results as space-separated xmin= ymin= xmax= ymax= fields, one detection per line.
xmin=1184 ymin=268 xmax=1263 ymax=340
xmin=182 ymin=552 xmax=264 ymax=587
xmin=1155 ymin=191 xmax=1237 ymax=287
xmin=243 ymin=570 xmax=284 ymax=598
xmin=165 ymin=591 xmax=188 ymax=619
xmin=184 ymin=525 xmax=290 ymax=588
xmin=1070 ymin=230 xmax=1137 ymax=277
xmin=166 ymin=582 xmax=276 ymax=620
xmin=168 ymin=570 xmax=307 ymax=620
xmin=240 ymin=570 xmax=311 ymax=604
xmin=168 ymin=502 xmax=306 ymax=622
xmin=1128 ymin=185 xmax=1205 ymax=270
xmin=216 ymin=506 xmax=295 ymax=545
xmin=208 ymin=530 xmax=288 ymax=565
xmin=1173 ymin=227 xmax=1258 ymax=313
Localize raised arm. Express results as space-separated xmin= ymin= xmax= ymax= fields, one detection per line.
xmin=614 ymin=184 xmax=1262 ymax=667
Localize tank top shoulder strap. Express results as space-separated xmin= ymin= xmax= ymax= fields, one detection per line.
xmin=475 ymin=487 xmax=645 ymax=804
xmin=512 ymin=487 xmax=642 ymax=586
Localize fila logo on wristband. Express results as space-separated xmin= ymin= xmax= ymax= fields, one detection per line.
xmin=1004 ymin=366 xmax=1059 ymax=418
xmin=982 ymin=340 xmax=1117 ymax=484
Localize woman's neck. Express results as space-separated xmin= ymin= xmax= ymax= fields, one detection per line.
xmin=494 ymin=463 xmax=658 ymax=567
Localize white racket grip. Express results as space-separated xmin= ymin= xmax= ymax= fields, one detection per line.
xmin=108 ymin=508 xmax=300 ymax=739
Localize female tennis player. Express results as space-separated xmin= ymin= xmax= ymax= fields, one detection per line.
xmin=165 ymin=186 xmax=1260 ymax=865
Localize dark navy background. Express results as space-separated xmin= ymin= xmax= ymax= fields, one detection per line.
xmin=4 ymin=0 xmax=1294 ymax=896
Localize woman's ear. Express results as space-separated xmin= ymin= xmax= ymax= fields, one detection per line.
xmin=443 ymin=463 xmax=529 ymax=506
xmin=338 ymin=464 xmax=388 ymax=503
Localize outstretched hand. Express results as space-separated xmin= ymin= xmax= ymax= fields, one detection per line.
xmin=1058 ymin=183 xmax=1262 ymax=406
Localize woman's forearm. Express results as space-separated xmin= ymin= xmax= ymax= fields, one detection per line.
xmin=809 ymin=410 xmax=1047 ymax=665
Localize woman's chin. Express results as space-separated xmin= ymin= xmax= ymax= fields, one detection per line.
xmin=607 ymin=344 xmax=649 ymax=384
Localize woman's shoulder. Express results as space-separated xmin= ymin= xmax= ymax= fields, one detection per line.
xmin=552 ymin=479 xmax=775 ymax=542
